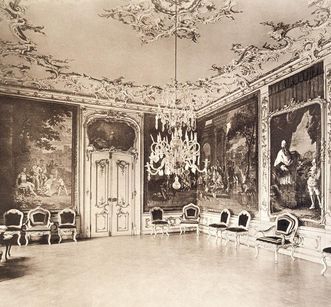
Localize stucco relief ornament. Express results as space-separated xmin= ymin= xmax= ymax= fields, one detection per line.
xmin=260 ymin=96 xmax=269 ymax=196
xmin=1 ymin=0 xmax=331 ymax=112
xmin=100 ymin=0 xmax=241 ymax=44
xmin=96 ymin=159 xmax=109 ymax=174
xmin=116 ymin=199 xmax=130 ymax=215
xmin=0 ymin=0 xmax=162 ymax=107
xmin=327 ymin=99 xmax=331 ymax=161
xmin=205 ymin=0 xmax=331 ymax=97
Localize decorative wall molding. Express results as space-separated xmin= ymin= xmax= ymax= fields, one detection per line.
xmin=116 ymin=160 xmax=129 ymax=175
xmin=96 ymin=159 xmax=109 ymax=174
xmin=259 ymin=91 xmax=270 ymax=218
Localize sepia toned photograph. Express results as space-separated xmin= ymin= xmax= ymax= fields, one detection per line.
xmin=0 ymin=0 xmax=331 ymax=306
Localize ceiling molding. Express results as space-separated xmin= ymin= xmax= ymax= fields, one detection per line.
xmin=0 ymin=0 xmax=330 ymax=113
xmin=197 ymin=45 xmax=331 ymax=118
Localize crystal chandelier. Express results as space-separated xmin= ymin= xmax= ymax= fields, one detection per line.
xmin=146 ymin=0 xmax=208 ymax=189
xmin=156 ymin=84 xmax=197 ymax=133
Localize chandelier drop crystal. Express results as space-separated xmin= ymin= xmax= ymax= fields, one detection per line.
xmin=146 ymin=127 xmax=208 ymax=189
xmin=145 ymin=0 xmax=208 ymax=189
xmin=156 ymin=84 xmax=197 ymax=133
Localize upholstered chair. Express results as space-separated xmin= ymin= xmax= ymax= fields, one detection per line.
xmin=58 ymin=208 xmax=77 ymax=243
xmin=255 ymin=212 xmax=299 ymax=263
xmin=25 ymin=206 xmax=53 ymax=245
xmin=208 ymin=208 xmax=231 ymax=243
xmin=225 ymin=210 xmax=251 ymax=248
xmin=179 ymin=203 xmax=200 ymax=235
xmin=149 ymin=207 xmax=169 ymax=236
xmin=3 ymin=209 xmax=24 ymax=246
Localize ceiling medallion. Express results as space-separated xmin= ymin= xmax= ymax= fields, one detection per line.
xmin=100 ymin=0 xmax=241 ymax=43
xmin=151 ymin=0 xmax=202 ymax=15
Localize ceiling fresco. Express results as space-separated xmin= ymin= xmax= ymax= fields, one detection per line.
xmin=0 ymin=0 xmax=330 ymax=112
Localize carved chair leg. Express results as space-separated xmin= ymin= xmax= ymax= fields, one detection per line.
xmin=255 ymin=244 xmax=260 ymax=258
xmin=17 ymin=233 xmax=22 ymax=246
xmin=235 ymin=234 xmax=239 ymax=248
xmin=8 ymin=242 xmax=12 ymax=257
xmin=215 ymin=230 xmax=219 ymax=240
xmin=5 ymin=242 xmax=10 ymax=260
xmin=180 ymin=225 xmax=183 ymax=235
xmin=208 ymin=227 xmax=212 ymax=239
xmin=165 ymin=225 xmax=169 ymax=236
xmin=219 ymin=231 xmax=223 ymax=245
xmin=47 ymin=233 xmax=51 ymax=245
xmin=225 ymin=231 xmax=230 ymax=246
xmin=197 ymin=226 xmax=199 ymax=236
xmin=58 ymin=231 xmax=62 ymax=243
xmin=274 ymin=248 xmax=279 ymax=264
xmin=290 ymin=245 xmax=296 ymax=261
xmin=0 ymin=251 xmax=3 ymax=262
xmin=321 ymin=254 xmax=327 ymax=276
xmin=25 ymin=233 xmax=29 ymax=246
xmin=73 ymin=229 xmax=77 ymax=242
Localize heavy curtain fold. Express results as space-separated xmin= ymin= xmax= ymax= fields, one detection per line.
xmin=269 ymin=62 xmax=324 ymax=112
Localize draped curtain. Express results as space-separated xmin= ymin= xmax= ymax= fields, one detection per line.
xmin=269 ymin=62 xmax=324 ymax=112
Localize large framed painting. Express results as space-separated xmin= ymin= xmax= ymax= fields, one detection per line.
xmin=269 ymin=99 xmax=325 ymax=222
xmin=143 ymin=113 xmax=197 ymax=212
xmin=0 ymin=96 xmax=77 ymax=214
xmin=196 ymin=94 xmax=258 ymax=215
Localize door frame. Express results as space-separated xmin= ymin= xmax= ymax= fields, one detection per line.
xmin=80 ymin=109 xmax=142 ymax=238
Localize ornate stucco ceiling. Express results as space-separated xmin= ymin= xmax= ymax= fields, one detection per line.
xmin=0 ymin=0 xmax=330 ymax=112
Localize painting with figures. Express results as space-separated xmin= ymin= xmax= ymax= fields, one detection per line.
xmin=0 ymin=97 xmax=76 ymax=213
xmin=196 ymin=96 xmax=258 ymax=215
xmin=270 ymin=102 xmax=322 ymax=221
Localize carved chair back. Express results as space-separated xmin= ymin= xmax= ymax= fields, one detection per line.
xmin=4 ymin=209 xmax=24 ymax=229
xmin=219 ymin=209 xmax=231 ymax=226
xmin=58 ymin=208 xmax=76 ymax=226
xmin=237 ymin=210 xmax=251 ymax=230
xmin=150 ymin=207 xmax=164 ymax=222
xmin=27 ymin=206 xmax=51 ymax=228
xmin=182 ymin=203 xmax=200 ymax=221
xmin=275 ymin=213 xmax=298 ymax=240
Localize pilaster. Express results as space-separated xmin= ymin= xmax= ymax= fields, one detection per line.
xmin=324 ymin=55 xmax=331 ymax=229
xmin=259 ymin=86 xmax=270 ymax=221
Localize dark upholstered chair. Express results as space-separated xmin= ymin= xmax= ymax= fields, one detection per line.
xmin=25 ymin=206 xmax=53 ymax=245
xmin=321 ymin=247 xmax=331 ymax=276
xmin=179 ymin=203 xmax=200 ymax=235
xmin=3 ymin=209 xmax=24 ymax=246
xmin=149 ymin=207 xmax=169 ymax=236
xmin=255 ymin=213 xmax=299 ymax=263
xmin=225 ymin=210 xmax=251 ymax=248
xmin=208 ymin=209 xmax=231 ymax=243
xmin=58 ymin=208 xmax=77 ymax=243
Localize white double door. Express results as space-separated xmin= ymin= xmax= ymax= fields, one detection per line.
xmin=90 ymin=151 xmax=135 ymax=237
